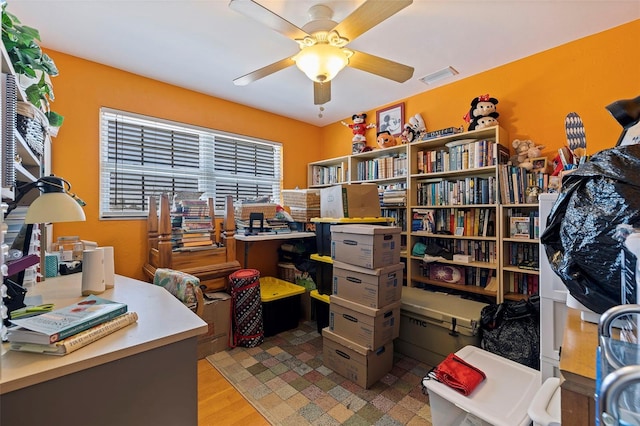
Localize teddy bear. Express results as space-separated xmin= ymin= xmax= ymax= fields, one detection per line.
xmin=464 ymin=94 xmax=500 ymax=131
xmin=509 ymin=139 xmax=545 ymax=171
xmin=341 ymin=112 xmax=376 ymax=154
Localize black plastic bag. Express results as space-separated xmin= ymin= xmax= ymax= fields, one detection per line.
xmin=541 ymin=145 xmax=640 ymax=314
xmin=480 ymin=296 xmax=540 ymax=369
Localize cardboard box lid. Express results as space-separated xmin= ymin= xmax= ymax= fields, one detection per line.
xmin=331 ymin=294 xmax=401 ymax=317
xmin=331 ymin=224 xmax=401 ymax=236
xmin=323 ymin=327 xmax=390 ymax=358
xmin=424 ymin=345 xmax=541 ymax=426
xmin=401 ymin=287 xmax=487 ymax=331
xmin=333 ymin=260 xmax=404 ymax=277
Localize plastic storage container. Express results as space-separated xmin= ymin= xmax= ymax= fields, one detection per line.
xmin=396 ymin=287 xmax=487 ymax=366
xmin=423 ymin=345 xmax=541 ymax=426
xmin=310 ymin=253 xmax=333 ymax=295
xmin=260 ymin=277 xmax=305 ymax=337
xmin=310 ymin=289 xmax=330 ymax=334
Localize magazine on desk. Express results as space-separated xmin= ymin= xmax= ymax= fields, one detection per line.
xmin=8 ymin=295 xmax=128 ymax=344
xmin=10 ymin=312 xmax=138 ymax=355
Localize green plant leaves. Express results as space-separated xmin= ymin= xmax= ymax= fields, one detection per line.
xmin=2 ymin=3 xmax=63 ymax=128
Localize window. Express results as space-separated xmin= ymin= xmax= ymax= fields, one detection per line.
xmin=100 ymin=108 xmax=282 ymax=218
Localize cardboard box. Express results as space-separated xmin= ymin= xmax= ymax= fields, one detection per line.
xmin=329 ymin=295 xmax=400 ymax=349
xmin=331 ymin=224 xmax=401 ymax=269
xmin=332 ymin=261 xmax=403 ymax=308
xmin=320 ymin=184 xmax=381 ymax=219
xmin=395 ymin=287 xmax=486 ymax=366
xmin=197 ymin=292 xmax=231 ymax=359
xmin=322 ymin=328 xmax=393 ymax=389
xmin=313 ymin=217 xmax=395 ymax=256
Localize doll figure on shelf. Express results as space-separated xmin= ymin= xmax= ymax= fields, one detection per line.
xmin=342 ymin=112 xmax=376 ymax=154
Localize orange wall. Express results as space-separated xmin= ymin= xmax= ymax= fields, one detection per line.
xmin=46 ymin=20 xmax=638 ymax=281
xmin=320 ymin=20 xmax=640 ymax=160
xmin=47 ymin=53 xmax=322 ymax=280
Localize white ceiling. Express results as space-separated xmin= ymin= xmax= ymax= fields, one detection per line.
xmin=7 ymin=1 xmax=639 ymax=126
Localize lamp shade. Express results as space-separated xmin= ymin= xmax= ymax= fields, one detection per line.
xmin=24 ymin=176 xmax=86 ymax=224
xmin=294 ymin=44 xmax=350 ymax=83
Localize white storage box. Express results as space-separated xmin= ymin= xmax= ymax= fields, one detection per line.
xmin=331 ymin=224 xmax=401 ymax=269
xmin=423 ymin=345 xmax=541 ymax=426
xmin=396 ymin=287 xmax=487 ymax=367
xmin=332 ymin=261 xmax=403 ymax=308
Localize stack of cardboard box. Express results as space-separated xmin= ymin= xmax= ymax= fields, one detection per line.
xmin=322 ymin=224 xmax=403 ymax=389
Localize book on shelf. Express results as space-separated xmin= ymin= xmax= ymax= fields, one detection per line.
xmin=9 ymin=312 xmax=138 ymax=355
xmin=8 ymin=295 xmax=128 ymax=345
xmin=510 ymin=216 xmax=531 ymax=238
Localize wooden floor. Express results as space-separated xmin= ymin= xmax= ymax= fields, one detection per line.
xmin=198 ymin=358 xmax=270 ymax=426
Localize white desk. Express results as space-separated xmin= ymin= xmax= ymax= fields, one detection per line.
xmin=234 ymin=231 xmax=315 ymax=266
xmin=1 ymin=274 xmax=207 ymax=426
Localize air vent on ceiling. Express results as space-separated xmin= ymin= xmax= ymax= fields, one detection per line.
xmin=419 ymin=66 xmax=459 ymax=85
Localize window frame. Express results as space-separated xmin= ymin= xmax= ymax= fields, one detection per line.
xmin=99 ymin=107 xmax=283 ymax=219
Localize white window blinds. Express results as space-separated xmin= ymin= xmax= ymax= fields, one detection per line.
xmin=100 ymin=108 xmax=282 ymax=218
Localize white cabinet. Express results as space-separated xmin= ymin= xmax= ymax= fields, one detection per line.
xmin=538 ymin=193 xmax=567 ymax=382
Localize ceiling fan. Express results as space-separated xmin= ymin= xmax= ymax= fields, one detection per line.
xmin=229 ymin=0 xmax=415 ymax=105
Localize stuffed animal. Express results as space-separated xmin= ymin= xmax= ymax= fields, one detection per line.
xmin=509 ymin=139 xmax=545 ymax=171
xmin=376 ymin=130 xmax=397 ymax=149
xmin=400 ymin=113 xmax=427 ymax=143
xmin=464 ymin=94 xmax=500 ymax=131
xmin=341 ymin=112 xmax=376 ymax=154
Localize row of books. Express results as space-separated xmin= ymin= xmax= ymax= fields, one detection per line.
xmin=416 ymin=140 xmax=509 ymax=174
xmin=505 ymin=272 xmax=539 ymax=296
xmin=355 ymin=154 xmax=407 ymax=181
xmin=7 ymin=295 xmax=137 ymax=356
xmin=497 ymin=165 xmax=558 ymax=204
xmin=506 ymin=241 xmax=540 ymax=270
xmin=417 ymin=237 xmax=498 ymax=264
xmin=381 ymin=207 xmax=406 ymax=232
xmin=310 ymin=163 xmax=347 ymax=186
xmin=416 ymin=176 xmax=498 ymax=206
xmin=413 ymin=208 xmax=496 ymax=238
xmin=379 ymin=188 xmax=407 ymax=207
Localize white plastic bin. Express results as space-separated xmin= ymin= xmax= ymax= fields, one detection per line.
xmin=528 ymin=377 xmax=561 ymax=426
xmin=423 ymin=345 xmax=541 ymax=426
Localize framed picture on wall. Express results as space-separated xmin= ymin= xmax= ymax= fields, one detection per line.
xmin=376 ymin=103 xmax=405 ymax=137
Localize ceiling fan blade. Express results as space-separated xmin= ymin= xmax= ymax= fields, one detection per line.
xmin=233 ymin=57 xmax=296 ymax=86
xmin=314 ymin=81 xmax=331 ymax=105
xmin=332 ymin=0 xmax=413 ymax=42
xmin=229 ymin=0 xmax=309 ymax=41
xmin=348 ymin=50 xmax=414 ymax=83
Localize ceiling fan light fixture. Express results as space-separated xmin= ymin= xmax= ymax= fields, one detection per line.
xmin=293 ymin=44 xmax=351 ymax=83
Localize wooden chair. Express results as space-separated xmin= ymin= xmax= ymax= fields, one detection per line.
xmin=143 ymin=194 xmax=240 ymax=292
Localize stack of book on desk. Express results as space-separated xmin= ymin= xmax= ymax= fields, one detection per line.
xmin=7 ymin=295 xmax=137 ymax=355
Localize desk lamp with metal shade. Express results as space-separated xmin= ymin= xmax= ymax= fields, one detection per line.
xmin=6 ymin=175 xmax=86 ymax=283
